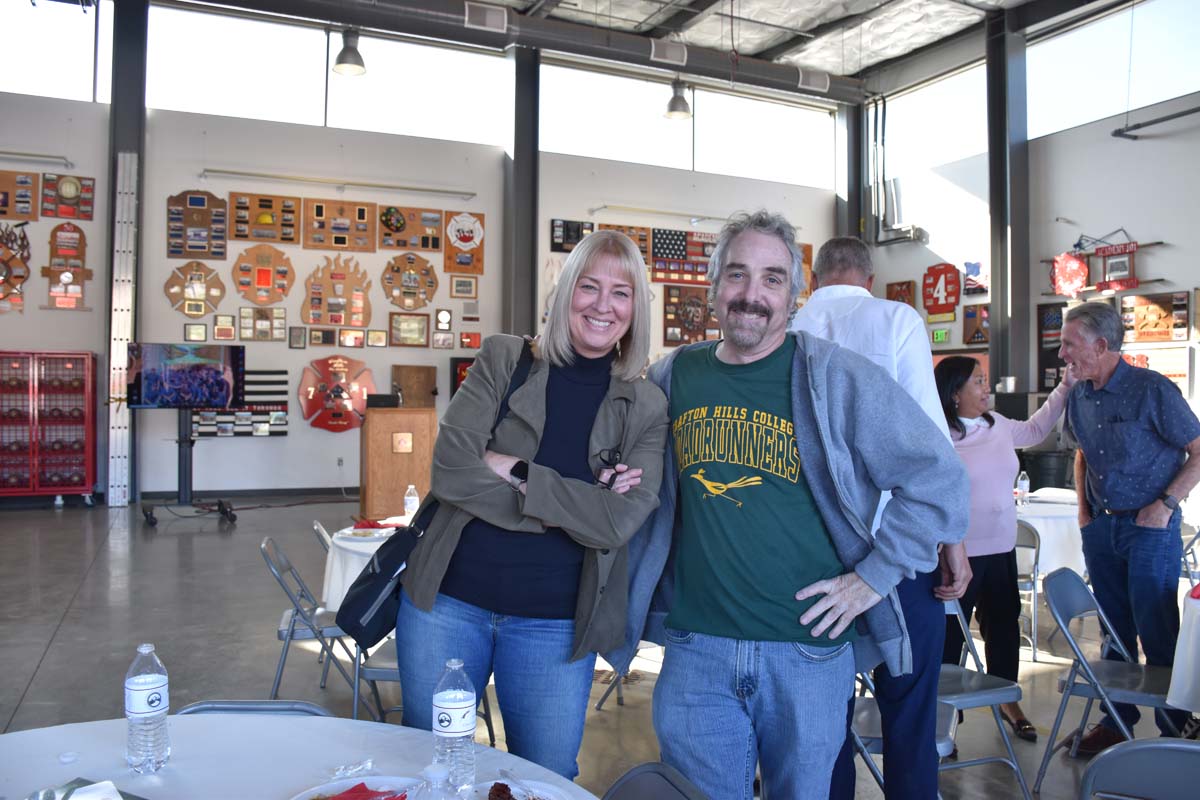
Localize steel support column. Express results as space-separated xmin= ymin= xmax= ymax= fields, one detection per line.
xmin=985 ymin=10 xmax=1031 ymax=391
xmin=835 ymin=104 xmax=865 ymax=239
xmin=502 ymin=46 xmax=539 ymax=335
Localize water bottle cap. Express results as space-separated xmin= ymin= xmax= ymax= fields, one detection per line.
xmin=137 ymin=643 xmax=155 ymax=654
xmin=445 ymin=657 xmax=463 ymax=669
xmin=422 ymin=764 xmax=450 ymax=781
xmin=407 ymin=484 xmax=416 ymax=490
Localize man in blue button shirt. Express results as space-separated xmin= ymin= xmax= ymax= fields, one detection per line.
xmin=1060 ymin=301 xmax=1200 ymax=755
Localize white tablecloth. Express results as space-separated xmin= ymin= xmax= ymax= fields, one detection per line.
xmin=1169 ymin=588 xmax=1200 ymax=712
xmin=1017 ymin=500 xmax=1086 ymax=578
xmin=0 ymin=715 xmax=598 ymax=800
xmin=321 ymin=515 xmax=412 ymax=613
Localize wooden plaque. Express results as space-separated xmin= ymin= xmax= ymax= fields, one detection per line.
xmin=297 ymin=355 xmax=376 ymax=433
xmin=163 ymin=261 xmax=225 ymax=318
xmin=0 ymin=170 xmax=40 ymax=222
xmin=886 ymin=280 xmax=916 ymax=307
xmin=662 ymin=285 xmax=718 ymax=348
xmin=0 ymin=223 xmax=32 ymax=314
xmin=238 ymin=306 xmax=287 ymax=341
xmin=382 ymin=252 xmax=438 ymax=310
xmin=167 ymin=190 xmax=227 ymax=259
xmin=232 ymin=244 xmax=294 ymax=305
xmin=41 ymin=223 xmax=93 ymax=311
xmin=378 ymin=206 xmax=443 ymax=252
xmin=443 ymin=211 xmax=485 ymax=274
xmin=391 ymin=365 xmax=437 ymax=408
xmin=598 ymin=224 xmax=651 ymax=263
xmin=301 ymin=254 xmax=372 ymax=328
xmin=41 ymin=173 xmax=96 ymax=220
xmin=963 ymin=303 xmax=989 ymax=345
xmin=303 ymin=198 xmax=378 ymax=252
xmin=229 ymin=191 xmax=300 ymax=245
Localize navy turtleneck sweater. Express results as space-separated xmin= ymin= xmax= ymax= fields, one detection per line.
xmin=439 ymin=349 xmax=616 ymax=619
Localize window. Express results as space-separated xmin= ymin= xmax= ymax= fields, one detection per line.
xmin=145 ymin=6 xmax=325 ymax=126
xmin=882 ymin=64 xmax=989 ymax=177
xmin=326 ymin=37 xmax=512 ymax=149
xmin=0 ymin=0 xmax=110 ymax=102
xmin=1028 ymin=0 xmax=1200 ymax=139
xmin=692 ymin=90 xmax=834 ymax=189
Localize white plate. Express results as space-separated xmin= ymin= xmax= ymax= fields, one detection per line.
xmin=468 ymin=779 xmax=568 ymax=800
xmin=288 ymin=775 xmax=420 ymax=800
xmin=336 ymin=528 xmax=396 ymax=540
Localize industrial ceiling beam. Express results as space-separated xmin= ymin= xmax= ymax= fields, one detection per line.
xmin=645 ymin=0 xmax=722 ymax=39
xmin=753 ymin=11 xmax=868 ymax=62
xmin=525 ymin=0 xmax=564 ymax=19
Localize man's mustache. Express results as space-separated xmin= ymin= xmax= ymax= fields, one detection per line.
xmin=726 ymin=300 xmax=772 ymax=318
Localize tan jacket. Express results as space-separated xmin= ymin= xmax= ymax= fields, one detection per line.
xmin=402 ymin=334 xmax=669 ymax=660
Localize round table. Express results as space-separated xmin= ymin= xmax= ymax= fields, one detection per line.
xmin=0 ymin=715 xmax=598 ymax=800
xmin=322 ymin=516 xmax=411 ymax=613
xmin=1017 ymin=500 xmax=1086 ymax=577
xmin=1168 ymin=588 xmax=1200 ymax=712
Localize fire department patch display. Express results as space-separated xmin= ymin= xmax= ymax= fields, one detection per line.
xmin=379 ymin=206 xmax=443 ymax=252
xmin=382 ymin=252 xmax=438 ymax=310
xmin=550 ymin=219 xmax=594 ymax=253
xmin=0 ymin=223 xmax=32 ymax=313
xmin=598 ymin=224 xmax=651 ymax=263
xmin=663 ymin=285 xmax=718 ymax=347
xmin=41 ymin=222 xmax=93 ymax=311
xmin=167 ymin=190 xmax=227 ymax=259
xmin=232 ymin=244 xmax=294 ymax=306
xmin=0 ymin=170 xmax=39 ymax=221
xmin=303 ymin=198 xmax=378 ymax=252
xmin=230 ymin=192 xmax=300 ymax=245
xmin=443 ymin=211 xmax=485 ymax=275
xmin=297 ymin=355 xmax=376 ymax=432
xmin=301 ymin=255 xmax=372 ymax=328
xmin=1121 ymin=292 xmax=1189 ymax=344
xmin=922 ymin=262 xmax=961 ymax=321
xmin=163 ymin=261 xmax=226 ymax=318
xmin=41 ymin=173 xmax=96 ymax=220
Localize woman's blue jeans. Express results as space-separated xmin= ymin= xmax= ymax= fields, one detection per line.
xmin=394 ymin=590 xmax=597 ymax=780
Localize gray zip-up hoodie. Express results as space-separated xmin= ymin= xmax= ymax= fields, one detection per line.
xmin=604 ymin=331 xmax=968 ymax=676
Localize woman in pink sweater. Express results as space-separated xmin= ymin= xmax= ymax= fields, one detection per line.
xmin=935 ymin=356 xmax=1075 ymax=742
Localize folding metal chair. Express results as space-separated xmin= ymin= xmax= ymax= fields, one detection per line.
xmin=177 ymin=699 xmax=333 ymax=716
xmin=602 ymin=761 xmax=708 ymax=800
xmin=1078 ymin=737 xmax=1200 ymax=800
xmin=313 ymin=520 xmax=333 ymax=553
xmin=595 ymin=641 xmax=661 ymax=711
xmin=1032 ymin=568 xmax=1179 ymax=793
xmin=938 ymin=599 xmax=1032 ymax=800
xmin=260 ymin=537 xmax=374 ymax=718
xmin=1015 ymin=519 xmax=1042 ymax=661
xmin=1183 ymin=529 xmax=1199 ymax=588
xmin=849 ymin=694 xmax=959 ymax=793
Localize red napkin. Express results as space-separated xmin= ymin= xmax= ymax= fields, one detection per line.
xmin=329 ymin=783 xmax=408 ymax=800
xmin=351 ymin=519 xmax=387 ymax=530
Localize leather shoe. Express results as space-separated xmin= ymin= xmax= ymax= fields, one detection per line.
xmin=1072 ymin=724 xmax=1126 ymax=758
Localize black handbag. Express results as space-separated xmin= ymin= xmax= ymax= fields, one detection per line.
xmin=335 ymin=340 xmax=534 ymax=649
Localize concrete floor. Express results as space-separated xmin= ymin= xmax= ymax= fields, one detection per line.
xmin=0 ymin=496 xmax=1188 ymax=797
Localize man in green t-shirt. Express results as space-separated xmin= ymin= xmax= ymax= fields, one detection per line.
xmin=643 ymin=211 xmax=967 ymax=800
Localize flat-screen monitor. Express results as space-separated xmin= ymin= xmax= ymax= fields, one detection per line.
xmin=126 ymin=343 xmax=245 ymax=409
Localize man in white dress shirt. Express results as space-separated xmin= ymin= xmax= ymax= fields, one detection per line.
xmin=793 ymin=237 xmax=971 ymax=799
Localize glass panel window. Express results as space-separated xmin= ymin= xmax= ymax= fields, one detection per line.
xmin=0 ymin=1 xmax=101 ymax=102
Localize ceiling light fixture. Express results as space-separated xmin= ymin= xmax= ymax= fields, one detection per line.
xmin=333 ymin=29 xmax=366 ymax=76
xmin=664 ymin=79 xmax=692 ymax=120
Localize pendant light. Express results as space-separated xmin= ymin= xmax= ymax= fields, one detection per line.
xmin=334 ymin=29 xmax=366 ymax=76
xmin=664 ymin=79 xmax=692 ymax=120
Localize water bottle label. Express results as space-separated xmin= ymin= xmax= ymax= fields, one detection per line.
xmin=125 ymin=679 xmax=169 ymax=716
xmin=432 ymin=696 xmax=475 ymax=736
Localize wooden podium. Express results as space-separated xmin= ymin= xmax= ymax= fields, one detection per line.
xmin=359 ymin=407 xmax=438 ymax=519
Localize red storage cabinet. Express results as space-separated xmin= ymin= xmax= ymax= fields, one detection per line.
xmin=0 ymin=351 xmax=96 ymax=498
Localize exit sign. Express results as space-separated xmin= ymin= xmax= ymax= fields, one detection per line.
xmin=932 ymin=329 xmax=949 ymax=344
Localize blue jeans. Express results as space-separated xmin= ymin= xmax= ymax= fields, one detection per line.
xmin=830 ymin=570 xmax=945 ymax=800
xmin=394 ymin=590 xmax=597 ymax=779
xmin=1080 ymin=511 xmax=1188 ymax=735
xmin=653 ymin=628 xmax=855 ymax=800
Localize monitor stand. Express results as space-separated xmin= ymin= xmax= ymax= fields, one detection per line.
xmin=140 ymin=409 xmax=236 ymax=526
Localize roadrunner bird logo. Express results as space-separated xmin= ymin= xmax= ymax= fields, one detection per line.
xmin=688 ymin=468 xmax=763 ymax=508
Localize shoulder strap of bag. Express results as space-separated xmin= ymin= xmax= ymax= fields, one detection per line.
xmin=491 ymin=339 xmax=534 ymax=436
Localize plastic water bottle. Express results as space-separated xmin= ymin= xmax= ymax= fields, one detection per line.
xmin=404 ymin=484 xmax=420 ymax=517
xmin=414 ymin=764 xmax=458 ymax=800
xmin=125 ymin=643 xmax=170 ymax=773
xmin=432 ymin=658 xmax=476 ymax=793
xmin=1016 ymin=471 xmax=1031 ymax=506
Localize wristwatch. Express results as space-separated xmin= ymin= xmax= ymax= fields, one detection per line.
xmin=1159 ymin=492 xmax=1180 ymax=511
xmin=507 ymin=460 xmax=529 ymax=491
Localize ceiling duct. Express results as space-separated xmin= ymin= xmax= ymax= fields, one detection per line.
xmin=649 ymin=38 xmax=688 ymax=68
xmin=797 ymin=69 xmax=830 ymax=95
xmin=463 ymin=1 xmax=506 ymax=34
xmin=222 ymin=0 xmax=864 ymax=104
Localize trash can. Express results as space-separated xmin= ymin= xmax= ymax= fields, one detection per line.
xmin=1019 ymin=450 xmax=1074 ymax=491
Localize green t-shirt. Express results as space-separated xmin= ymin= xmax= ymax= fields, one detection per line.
xmin=665 ymin=337 xmax=855 ymax=645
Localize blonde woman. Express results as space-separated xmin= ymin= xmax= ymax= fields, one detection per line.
xmin=396 ymin=231 xmax=668 ymax=779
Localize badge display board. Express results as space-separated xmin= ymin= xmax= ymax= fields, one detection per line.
xmin=963 ymin=303 xmax=989 ymax=345
xmin=41 ymin=223 xmax=92 ymax=310
xmin=232 ymin=244 xmax=294 ymax=305
xmin=382 ymin=252 xmax=437 ymax=310
xmin=550 ymin=219 xmax=594 ymax=252
xmin=1121 ymin=292 xmax=1189 ymax=344
xmin=886 ymin=280 xmax=916 ymax=307
xmin=1037 ymin=302 xmax=1068 ymax=390
xmin=191 ymin=369 xmax=289 ymax=437
xmin=650 ymin=228 xmax=713 ymax=284
xmin=1121 ymin=346 xmax=1191 ymax=397
xmin=303 ymin=198 xmax=377 ymax=252
xmin=379 ymin=206 xmax=443 ymax=252
xmin=239 ymin=306 xmax=286 ymax=341
xmin=41 ymin=173 xmax=95 ymax=220
xmin=663 ymin=285 xmax=719 ymax=347
xmin=230 ymin=192 xmax=300 ymax=245
xmin=301 ymin=255 xmax=372 ymax=328
xmin=0 ymin=170 xmax=39 ymax=221
xmin=163 ymin=261 xmax=225 ymax=318
xmin=443 ymin=211 xmax=485 ymax=274
xmin=297 ymin=355 xmax=376 ymax=432
xmin=167 ymin=190 xmax=227 ymax=259
xmin=598 ymin=224 xmax=651 ymax=263
xmin=0 ymin=223 xmax=32 ymax=313
xmin=922 ymin=262 xmax=961 ymax=319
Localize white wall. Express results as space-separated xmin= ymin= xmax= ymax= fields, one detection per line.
xmin=537 ymin=151 xmax=837 ymax=361
xmin=138 ymin=110 xmax=506 ymax=493
xmin=0 ymin=93 xmax=111 ymax=488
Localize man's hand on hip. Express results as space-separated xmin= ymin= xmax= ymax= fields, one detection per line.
xmin=934 ymin=541 xmax=972 ymax=601
xmin=1135 ymin=499 xmax=1172 ymax=529
xmin=796 ymin=573 xmax=883 ymax=639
